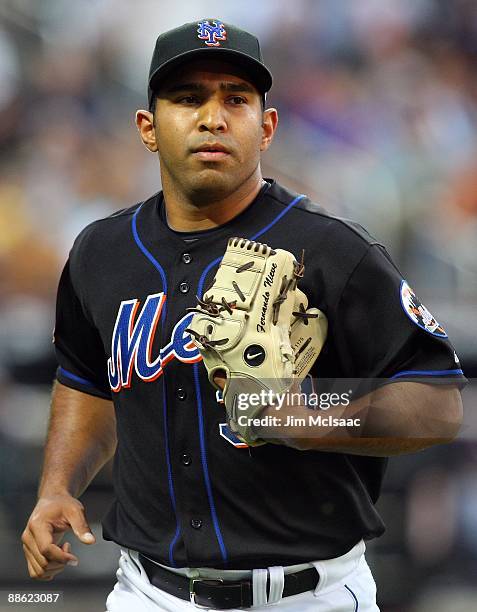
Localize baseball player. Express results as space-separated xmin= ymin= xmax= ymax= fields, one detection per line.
xmin=22 ymin=20 xmax=465 ymax=611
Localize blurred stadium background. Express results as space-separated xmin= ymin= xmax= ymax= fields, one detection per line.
xmin=0 ymin=1 xmax=476 ymax=610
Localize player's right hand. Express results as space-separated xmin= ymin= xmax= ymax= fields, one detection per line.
xmin=21 ymin=495 xmax=96 ymax=581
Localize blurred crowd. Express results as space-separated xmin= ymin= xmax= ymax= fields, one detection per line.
xmin=0 ymin=1 xmax=476 ymax=610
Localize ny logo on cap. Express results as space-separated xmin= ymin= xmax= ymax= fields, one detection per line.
xmin=197 ymin=19 xmax=227 ymax=47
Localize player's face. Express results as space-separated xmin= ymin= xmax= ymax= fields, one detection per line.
xmin=139 ymin=60 xmax=277 ymax=202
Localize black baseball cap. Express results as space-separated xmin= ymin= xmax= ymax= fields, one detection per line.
xmin=148 ymin=19 xmax=273 ymax=108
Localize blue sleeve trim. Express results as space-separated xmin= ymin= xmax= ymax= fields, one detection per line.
xmin=58 ymin=367 xmax=95 ymax=388
xmin=390 ymin=368 xmax=464 ymax=380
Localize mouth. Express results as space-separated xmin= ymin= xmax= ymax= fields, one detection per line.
xmin=192 ymin=143 xmax=231 ymax=160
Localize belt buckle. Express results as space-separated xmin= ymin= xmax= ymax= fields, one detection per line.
xmin=190 ymin=577 xmax=224 ymax=609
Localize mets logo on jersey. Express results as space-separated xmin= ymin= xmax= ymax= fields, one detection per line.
xmin=106 ymin=293 xmax=265 ymax=449
xmin=400 ymin=280 xmax=447 ymax=338
xmin=197 ymin=19 xmax=227 ymax=47
xmin=107 ymin=293 xmax=201 ymax=392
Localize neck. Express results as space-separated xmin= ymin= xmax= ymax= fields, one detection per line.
xmin=161 ymin=169 xmax=265 ymax=232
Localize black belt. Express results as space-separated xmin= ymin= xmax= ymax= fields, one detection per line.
xmin=139 ymin=554 xmax=319 ymax=609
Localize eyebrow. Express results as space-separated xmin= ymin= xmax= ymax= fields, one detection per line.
xmin=162 ymin=81 xmax=257 ymax=95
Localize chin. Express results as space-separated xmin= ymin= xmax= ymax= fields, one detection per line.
xmin=188 ymin=171 xmax=236 ymax=200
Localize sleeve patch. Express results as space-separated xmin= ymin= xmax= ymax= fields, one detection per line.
xmin=400 ymin=280 xmax=448 ymax=338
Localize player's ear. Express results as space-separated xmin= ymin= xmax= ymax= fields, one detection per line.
xmin=135 ymin=109 xmax=158 ymax=153
xmin=260 ymin=108 xmax=278 ymax=153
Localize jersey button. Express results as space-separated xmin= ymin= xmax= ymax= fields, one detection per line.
xmin=179 ymin=282 xmax=190 ymax=294
xmin=181 ymin=453 xmax=192 ymax=466
xmin=176 ymin=388 xmax=187 ymax=401
xmin=182 ymin=253 xmax=192 ymax=264
xmin=191 ymin=518 xmax=202 ymax=529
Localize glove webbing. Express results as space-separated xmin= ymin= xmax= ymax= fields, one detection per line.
xmin=186 ymin=241 xmax=309 ymax=353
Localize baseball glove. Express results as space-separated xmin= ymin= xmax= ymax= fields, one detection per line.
xmin=186 ymin=237 xmax=328 ymax=446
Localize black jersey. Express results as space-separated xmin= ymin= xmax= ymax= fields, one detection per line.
xmin=53 ymin=179 xmax=466 ymax=569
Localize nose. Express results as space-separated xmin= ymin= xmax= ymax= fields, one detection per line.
xmin=197 ymin=98 xmax=227 ymax=134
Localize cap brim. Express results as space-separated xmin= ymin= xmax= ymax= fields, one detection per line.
xmin=148 ymin=47 xmax=272 ymax=103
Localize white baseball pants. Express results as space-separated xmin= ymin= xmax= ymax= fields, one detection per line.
xmin=105 ymin=540 xmax=379 ymax=611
